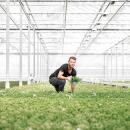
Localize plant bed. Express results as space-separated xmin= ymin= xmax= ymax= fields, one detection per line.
xmin=0 ymin=82 xmax=130 ymax=130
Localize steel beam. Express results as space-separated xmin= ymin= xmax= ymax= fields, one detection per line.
xmin=46 ymin=54 xmax=49 ymax=79
xmin=1 ymin=13 xmax=130 ymax=15
xmin=122 ymin=43 xmax=124 ymax=81
xmin=5 ymin=0 xmax=10 ymax=89
xmin=37 ymin=42 xmax=39 ymax=82
xmin=19 ymin=4 xmax=23 ymax=87
xmin=39 ymin=43 xmax=42 ymax=81
xmin=33 ymin=28 xmax=36 ymax=81
xmin=110 ymin=49 xmax=113 ymax=82
xmin=1 ymin=52 xmax=130 ymax=55
xmin=3 ymin=0 xmax=129 ymax=2
xmin=0 ymin=28 xmax=130 ymax=31
xmin=115 ymin=47 xmax=118 ymax=81
xmin=27 ymin=16 xmax=31 ymax=85
xmin=21 ymin=0 xmax=48 ymax=53
xmin=75 ymin=0 xmax=108 ymax=54
xmin=61 ymin=0 xmax=68 ymax=54
xmin=103 ymin=54 xmax=106 ymax=80
xmin=77 ymin=0 xmax=128 ymax=54
xmin=105 ymin=36 xmax=130 ymax=52
xmin=0 ymin=4 xmax=30 ymax=41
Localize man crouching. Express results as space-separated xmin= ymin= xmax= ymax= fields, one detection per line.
xmin=49 ymin=56 xmax=77 ymax=93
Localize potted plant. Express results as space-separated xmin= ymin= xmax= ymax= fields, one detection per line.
xmin=70 ymin=76 xmax=81 ymax=85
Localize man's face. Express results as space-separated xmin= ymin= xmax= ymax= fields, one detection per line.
xmin=68 ymin=59 xmax=76 ymax=68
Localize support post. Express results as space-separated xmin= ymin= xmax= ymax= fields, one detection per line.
xmin=46 ymin=53 xmax=49 ymax=80
xmin=5 ymin=0 xmax=10 ymax=89
xmin=37 ymin=41 xmax=39 ymax=83
xmin=33 ymin=28 xmax=36 ymax=83
xmin=27 ymin=17 xmax=31 ymax=85
xmin=19 ymin=4 xmax=23 ymax=87
xmin=116 ymin=46 xmax=118 ymax=82
xmin=122 ymin=43 xmax=124 ymax=82
xmin=110 ymin=49 xmax=113 ymax=82
xmin=103 ymin=54 xmax=105 ymax=81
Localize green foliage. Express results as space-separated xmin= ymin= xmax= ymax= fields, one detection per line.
xmin=70 ymin=76 xmax=82 ymax=83
xmin=0 ymin=81 xmax=27 ymax=90
xmin=0 ymin=82 xmax=130 ymax=130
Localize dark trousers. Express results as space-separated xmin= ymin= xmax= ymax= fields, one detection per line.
xmin=49 ymin=77 xmax=66 ymax=92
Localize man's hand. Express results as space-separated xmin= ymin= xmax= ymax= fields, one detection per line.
xmin=66 ymin=76 xmax=72 ymax=81
xmin=58 ymin=71 xmax=72 ymax=81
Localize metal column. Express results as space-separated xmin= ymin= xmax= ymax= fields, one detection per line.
xmin=41 ymin=46 xmax=44 ymax=81
xmin=40 ymin=43 xmax=42 ymax=82
xmin=5 ymin=0 xmax=10 ymax=89
xmin=46 ymin=53 xmax=49 ymax=80
xmin=106 ymin=53 xmax=108 ymax=81
xmin=110 ymin=49 xmax=113 ymax=82
xmin=103 ymin=54 xmax=106 ymax=81
xmin=27 ymin=17 xmax=31 ymax=85
xmin=37 ymin=41 xmax=39 ymax=83
xmin=19 ymin=4 xmax=23 ymax=87
xmin=122 ymin=43 xmax=124 ymax=81
xmin=115 ymin=46 xmax=118 ymax=81
xmin=33 ymin=28 xmax=36 ymax=82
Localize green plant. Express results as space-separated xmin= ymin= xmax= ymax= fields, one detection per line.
xmin=70 ymin=76 xmax=81 ymax=83
xmin=0 ymin=82 xmax=130 ymax=130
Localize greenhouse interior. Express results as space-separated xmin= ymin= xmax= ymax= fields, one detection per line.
xmin=0 ymin=0 xmax=130 ymax=130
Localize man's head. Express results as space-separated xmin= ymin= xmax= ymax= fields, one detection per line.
xmin=68 ymin=56 xmax=76 ymax=68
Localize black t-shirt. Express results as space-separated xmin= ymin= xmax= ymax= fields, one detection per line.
xmin=49 ymin=63 xmax=77 ymax=78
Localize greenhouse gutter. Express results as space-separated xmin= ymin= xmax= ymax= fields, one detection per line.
xmin=0 ymin=28 xmax=130 ymax=31
xmin=0 ymin=52 xmax=130 ymax=55
xmin=102 ymin=82 xmax=130 ymax=88
xmin=86 ymin=81 xmax=130 ymax=88
xmin=5 ymin=0 xmax=130 ymax=2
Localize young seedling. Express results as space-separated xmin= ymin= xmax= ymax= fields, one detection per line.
xmin=68 ymin=76 xmax=82 ymax=93
xmin=70 ymin=76 xmax=82 ymax=84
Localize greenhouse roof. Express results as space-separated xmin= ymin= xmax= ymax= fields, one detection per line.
xmin=0 ymin=0 xmax=130 ymax=54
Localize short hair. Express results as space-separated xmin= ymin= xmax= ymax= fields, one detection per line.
xmin=68 ymin=56 xmax=76 ymax=61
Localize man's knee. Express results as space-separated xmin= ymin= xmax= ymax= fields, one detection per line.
xmin=59 ymin=79 xmax=66 ymax=85
xmin=49 ymin=77 xmax=56 ymax=85
xmin=49 ymin=77 xmax=66 ymax=86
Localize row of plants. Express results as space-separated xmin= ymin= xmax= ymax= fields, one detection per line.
xmin=0 ymin=82 xmax=130 ymax=130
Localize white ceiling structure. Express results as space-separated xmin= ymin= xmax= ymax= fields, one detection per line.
xmin=0 ymin=0 xmax=130 ymax=54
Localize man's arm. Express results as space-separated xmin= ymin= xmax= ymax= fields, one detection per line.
xmin=57 ymin=71 xmax=71 ymax=80
xmin=69 ymin=70 xmax=77 ymax=93
xmin=70 ymin=83 xmax=76 ymax=93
